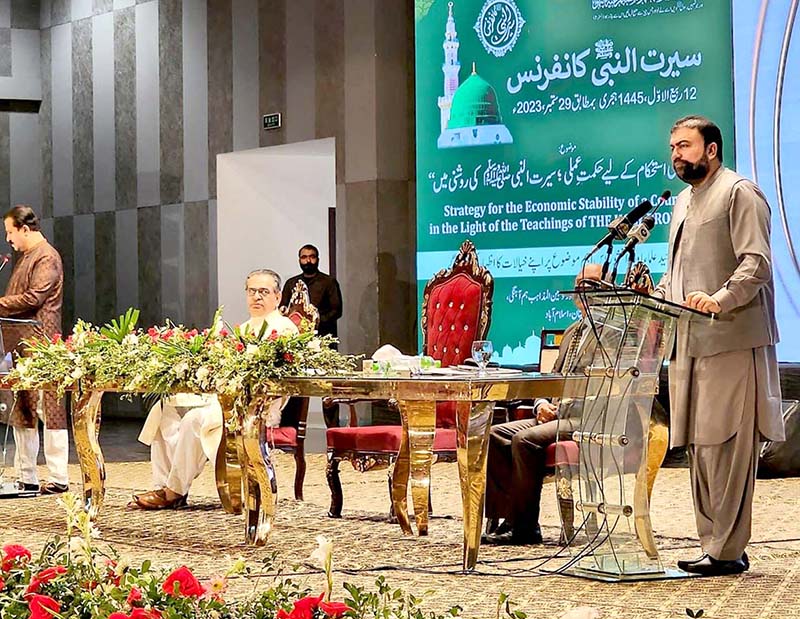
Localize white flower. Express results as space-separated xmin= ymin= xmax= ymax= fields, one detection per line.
xmin=114 ymin=557 xmax=130 ymax=576
xmin=307 ymin=339 xmax=322 ymax=352
xmin=71 ymin=368 xmax=84 ymax=380
xmin=68 ymin=536 xmax=90 ymax=559
xmin=72 ymin=331 xmax=88 ymax=347
xmin=310 ymin=535 xmax=333 ymax=566
xmin=245 ymin=344 xmax=259 ymax=357
xmin=122 ymin=333 xmax=139 ymax=347
xmin=173 ymin=361 xmax=189 ymax=377
xmin=196 ymin=366 xmax=210 ymax=382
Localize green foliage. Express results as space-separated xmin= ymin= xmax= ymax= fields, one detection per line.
xmin=100 ymin=308 xmax=141 ymax=343
xmin=343 ymin=576 xmax=462 ymax=619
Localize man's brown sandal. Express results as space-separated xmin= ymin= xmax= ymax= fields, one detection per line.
xmin=40 ymin=482 xmax=69 ymax=495
xmin=128 ymin=489 xmax=188 ymax=510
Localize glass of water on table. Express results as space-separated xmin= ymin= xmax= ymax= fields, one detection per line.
xmin=470 ymin=340 xmax=493 ymax=376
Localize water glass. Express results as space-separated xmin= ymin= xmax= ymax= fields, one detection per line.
xmin=470 ymin=340 xmax=494 ymax=376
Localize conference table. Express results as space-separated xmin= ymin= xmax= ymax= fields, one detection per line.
xmin=62 ymin=371 xmax=653 ymax=570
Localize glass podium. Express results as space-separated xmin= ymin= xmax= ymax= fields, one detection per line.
xmin=553 ymin=288 xmax=711 ymax=581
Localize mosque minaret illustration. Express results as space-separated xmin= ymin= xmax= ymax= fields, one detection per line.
xmin=438 ymin=2 xmax=461 ymax=133
xmin=437 ymin=2 xmax=513 ymax=149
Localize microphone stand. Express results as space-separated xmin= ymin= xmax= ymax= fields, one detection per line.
xmin=600 ymin=243 xmax=613 ymax=282
xmin=622 ymin=247 xmax=638 ymax=285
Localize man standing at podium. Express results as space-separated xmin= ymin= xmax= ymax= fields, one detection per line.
xmin=0 ymin=205 xmax=69 ymax=495
xmin=656 ymin=116 xmax=785 ymax=575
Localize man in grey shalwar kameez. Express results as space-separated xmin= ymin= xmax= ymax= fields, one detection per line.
xmin=654 ymin=116 xmax=785 ymax=576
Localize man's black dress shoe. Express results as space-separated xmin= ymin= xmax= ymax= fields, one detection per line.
xmin=677 ymin=554 xmax=749 ymax=576
xmin=483 ymin=526 xmax=543 ymax=546
xmin=14 ymin=481 xmax=39 ymax=494
xmin=482 ymin=519 xmax=513 ymax=542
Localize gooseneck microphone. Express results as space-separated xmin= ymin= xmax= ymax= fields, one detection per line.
xmin=584 ymin=199 xmax=654 ymax=261
xmin=651 ymin=189 xmax=672 ymax=215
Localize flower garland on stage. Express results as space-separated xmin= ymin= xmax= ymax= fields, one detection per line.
xmin=7 ymin=308 xmax=358 ymax=398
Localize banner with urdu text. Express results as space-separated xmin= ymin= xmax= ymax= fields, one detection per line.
xmin=414 ymin=0 xmax=734 ymax=363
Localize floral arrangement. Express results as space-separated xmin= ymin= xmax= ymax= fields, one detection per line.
xmin=0 ymin=494 xmax=463 ymax=619
xmin=7 ymin=309 xmax=358 ymax=399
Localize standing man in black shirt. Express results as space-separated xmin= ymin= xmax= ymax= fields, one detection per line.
xmin=281 ymin=244 xmax=344 ymax=426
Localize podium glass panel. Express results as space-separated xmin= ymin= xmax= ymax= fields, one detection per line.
xmin=554 ymin=289 xmax=708 ymax=581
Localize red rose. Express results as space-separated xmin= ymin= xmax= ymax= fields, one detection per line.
xmin=130 ymin=609 xmax=162 ymax=619
xmin=290 ymin=593 xmax=325 ymax=619
xmin=110 ymin=612 xmax=161 ymax=619
xmin=268 ymin=330 xmax=279 ymax=341
xmin=236 ymin=342 xmax=245 ymax=352
xmin=2 ymin=544 xmax=31 ymax=571
xmin=283 ymin=353 xmax=294 ymax=363
xmin=50 ymin=333 xmax=62 ymax=344
xmin=162 ymin=565 xmax=205 ymax=597
xmin=127 ymin=586 xmax=143 ymax=606
xmin=26 ymin=565 xmax=67 ymax=595
xmin=28 ymin=594 xmax=60 ymax=619
xmin=320 ymin=601 xmax=352 ymax=618
xmin=219 ymin=328 xmax=230 ymax=338
xmin=105 ymin=558 xmax=122 ymax=586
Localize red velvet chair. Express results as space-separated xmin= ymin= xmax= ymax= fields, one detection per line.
xmin=273 ymin=281 xmax=320 ymax=500
xmin=325 ymin=239 xmax=494 ymax=517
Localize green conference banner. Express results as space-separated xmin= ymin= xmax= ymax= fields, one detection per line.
xmin=414 ymin=0 xmax=734 ymax=364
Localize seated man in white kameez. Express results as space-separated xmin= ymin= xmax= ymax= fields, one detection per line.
xmin=130 ymin=269 xmax=298 ymax=510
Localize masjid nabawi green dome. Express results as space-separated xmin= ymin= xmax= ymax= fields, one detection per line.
xmin=436 ymin=4 xmax=513 ymax=149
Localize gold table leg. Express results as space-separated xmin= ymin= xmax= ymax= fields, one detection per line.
xmin=456 ymin=400 xmax=495 ymax=571
xmin=71 ymin=390 xmax=106 ymax=520
xmin=214 ymin=396 xmax=243 ymax=514
xmin=392 ymin=400 xmax=436 ymax=536
xmin=633 ymin=414 xmax=670 ymax=559
xmin=240 ymin=395 xmax=279 ymax=545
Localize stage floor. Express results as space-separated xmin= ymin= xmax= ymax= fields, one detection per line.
xmin=0 ymin=422 xmax=798 ymax=619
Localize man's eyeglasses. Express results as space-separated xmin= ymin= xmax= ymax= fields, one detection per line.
xmin=246 ymin=287 xmax=275 ymax=298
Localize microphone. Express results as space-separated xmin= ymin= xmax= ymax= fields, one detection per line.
xmin=584 ymin=199 xmax=653 ymax=260
xmin=610 ymin=215 xmax=656 ymax=284
xmin=621 ymin=215 xmax=656 ymax=254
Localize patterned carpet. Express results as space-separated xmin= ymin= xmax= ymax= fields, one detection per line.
xmin=0 ymin=453 xmax=798 ymax=619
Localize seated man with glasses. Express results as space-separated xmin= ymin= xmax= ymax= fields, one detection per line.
xmin=130 ymin=269 xmax=298 ymax=510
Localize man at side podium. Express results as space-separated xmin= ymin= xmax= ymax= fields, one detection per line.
xmin=0 ymin=205 xmax=69 ymax=495
xmin=483 ymin=263 xmax=604 ymax=546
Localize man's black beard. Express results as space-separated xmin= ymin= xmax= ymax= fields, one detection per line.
xmin=675 ymin=156 xmax=709 ymax=182
xmin=301 ymin=263 xmax=319 ymax=275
